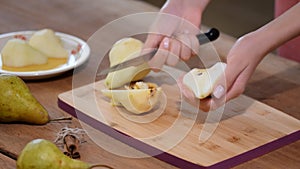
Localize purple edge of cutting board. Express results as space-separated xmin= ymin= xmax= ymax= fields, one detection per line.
xmin=58 ymin=98 xmax=300 ymax=169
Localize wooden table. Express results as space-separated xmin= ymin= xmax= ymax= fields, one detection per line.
xmin=0 ymin=0 xmax=299 ymax=169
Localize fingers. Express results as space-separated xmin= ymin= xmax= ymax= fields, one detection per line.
xmin=177 ymin=74 xmax=199 ymax=107
xmin=146 ymin=32 xmax=199 ymax=72
xmin=148 ymin=36 xmax=190 ymax=71
xmin=198 ymin=64 xmax=242 ymax=112
xmin=199 ymin=55 xmax=255 ymax=112
xmin=198 ymin=98 xmax=213 ymax=112
xmin=143 ymin=34 xmax=164 ymax=51
xmin=189 ymin=34 xmax=200 ymax=56
xmin=176 ymin=33 xmax=192 ymax=61
xmin=225 ymin=65 xmax=252 ymax=101
xmin=148 ymin=37 xmax=169 ymax=72
xmin=197 ymin=59 xmax=245 ymax=112
xmin=176 ymin=33 xmax=200 ymax=59
xmin=167 ymin=39 xmax=180 ymax=66
xmin=178 ymin=73 xmax=216 ymax=113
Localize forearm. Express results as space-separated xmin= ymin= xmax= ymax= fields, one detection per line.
xmin=251 ymin=3 xmax=300 ymax=57
xmin=161 ymin=0 xmax=210 ymax=22
xmin=159 ymin=0 xmax=210 ymax=30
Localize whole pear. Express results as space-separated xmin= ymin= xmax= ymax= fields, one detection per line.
xmin=0 ymin=74 xmax=49 ymax=124
xmin=17 ymin=139 xmax=91 ymax=169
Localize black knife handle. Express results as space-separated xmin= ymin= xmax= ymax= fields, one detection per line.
xmin=196 ymin=28 xmax=220 ymax=45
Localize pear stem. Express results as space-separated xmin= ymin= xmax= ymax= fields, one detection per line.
xmin=89 ymin=164 xmax=114 ymax=169
xmin=50 ymin=116 xmax=73 ymax=122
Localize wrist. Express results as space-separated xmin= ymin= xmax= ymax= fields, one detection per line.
xmin=247 ymin=30 xmax=272 ymax=58
xmin=164 ymin=0 xmax=210 ymax=12
xmin=227 ymin=31 xmax=268 ymax=66
xmin=162 ymin=0 xmax=209 ymax=28
xmin=184 ymin=0 xmax=211 ymax=11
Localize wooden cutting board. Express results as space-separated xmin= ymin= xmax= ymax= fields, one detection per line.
xmin=58 ymin=67 xmax=300 ymax=169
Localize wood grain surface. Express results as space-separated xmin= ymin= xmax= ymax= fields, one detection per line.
xmin=0 ymin=154 xmax=15 ymax=169
xmin=58 ymin=68 xmax=300 ymax=168
xmin=0 ymin=0 xmax=299 ymax=168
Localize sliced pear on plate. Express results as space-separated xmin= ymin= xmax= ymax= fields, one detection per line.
xmin=101 ymin=82 xmax=161 ymax=114
xmin=105 ymin=38 xmax=150 ymax=89
xmin=29 ymin=29 xmax=68 ymax=58
xmin=183 ymin=62 xmax=227 ymax=99
xmin=1 ymin=39 xmax=48 ymax=67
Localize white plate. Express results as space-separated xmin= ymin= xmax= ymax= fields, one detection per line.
xmin=0 ymin=30 xmax=90 ymax=80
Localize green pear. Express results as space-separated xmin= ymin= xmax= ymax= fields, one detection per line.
xmin=102 ymin=82 xmax=161 ymax=114
xmin=0 ymin=74 xmax=49 ymax=124
xmin=17 ymin=139 xmax=91 ymax=169
xmin=105 ymin=38 xmax=150 ymax=89
xmin=1 ymin=39 xmax=48 ymax=67
xmin=183 ymin=62 xmax=227 ymax=99
xmin=29 ymin=29 xmax=69 ymax=58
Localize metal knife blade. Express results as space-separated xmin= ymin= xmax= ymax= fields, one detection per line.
xmin=97 ymin=28 xmax=219 ymax=76
xmin=97 ymin=49 xmax=157 ymax=76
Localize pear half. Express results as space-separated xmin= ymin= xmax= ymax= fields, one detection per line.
xmin=1 ymin=39 xmax=48 ymax=67
xmin=29 ymin=29 xmax=68 ymax=58
xmin=105 ymin=38 xmax=150 ymax=89
xmin=183 ymin=62 xmax=227 ymax=99
xmin=102 ymin=82 xmax=161 ymax=114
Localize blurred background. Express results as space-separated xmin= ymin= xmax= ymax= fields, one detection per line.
xmin=144 ymin=0 xmax=274 ymax=38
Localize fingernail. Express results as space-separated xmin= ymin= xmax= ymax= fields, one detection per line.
xmin=163 ymin=37 xmax=169 ymax=49
xmin=213 ymin=85 xmax=225 ymax=99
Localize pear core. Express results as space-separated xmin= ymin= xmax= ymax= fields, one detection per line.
xmin=101 ymin=81 xmax=161 ymax=114
xmin=183 ymin=62 xmax=227 ymax=99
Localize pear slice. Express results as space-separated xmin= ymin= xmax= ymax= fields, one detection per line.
xmin=105 ymin=38 xmax=150 ymax=89
xmin=183 ymin=62 xmax=227 ymax=99
xmin=1 ymin=39 xmax=48 ymax=67
xmin=29 ymin=29 xmax=68 ymax=58
xmin=102 ymin=82 xmax=161 ymax=114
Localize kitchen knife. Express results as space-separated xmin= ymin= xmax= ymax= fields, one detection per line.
xmin=97 ymin=28 xmax=219 ymax=76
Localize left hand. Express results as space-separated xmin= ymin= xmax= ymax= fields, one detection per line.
xmin=180 ymin=2 xmax=300 ymax=112
xmin=180 ymin=32 xmax=266 ymax=112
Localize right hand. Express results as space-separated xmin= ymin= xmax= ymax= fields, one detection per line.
xmin=143 ymin=0 xmax=210 ymax=71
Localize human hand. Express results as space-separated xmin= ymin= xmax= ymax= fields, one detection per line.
xmin=143 ymin=0 xmax=210 ymax=71
xmin=178 ymin=2 xmax=300 ymax=112
xmin=199 ymin=33 xmax=266 ymax=112
xmin=180 ymin=32 xmax=266 ymax=112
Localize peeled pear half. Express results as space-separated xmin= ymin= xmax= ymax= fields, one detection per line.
xmin=1 ymin=39 xmax=48 ymax=67
xmin=105 ymin=38 xmax=150 ymax=89
xmin=183 ymin=62 xmax=227 ymax=99
xmin=29 ymin=29 xmax=68 ymax=58
xmin=102 ymin=82 xmax=161 ymax=114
